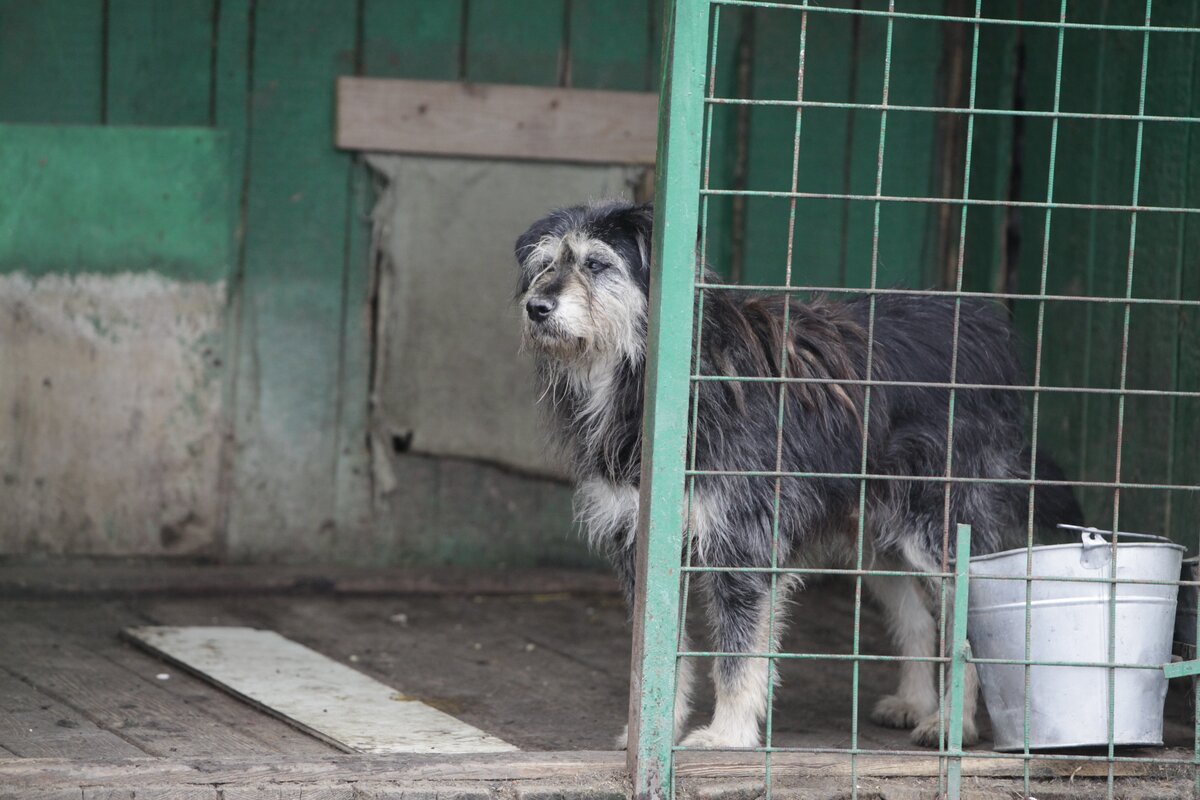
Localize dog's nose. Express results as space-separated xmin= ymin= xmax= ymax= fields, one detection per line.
xmin=526 ymin=297 xmax=557 ymax=321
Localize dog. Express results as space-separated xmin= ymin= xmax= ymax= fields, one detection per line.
xmin=512 ymin=200 xmax=1083 ymax=749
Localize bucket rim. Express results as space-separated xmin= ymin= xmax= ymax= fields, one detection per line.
xmin=968 ymin=539 xmax=1185 ymax=565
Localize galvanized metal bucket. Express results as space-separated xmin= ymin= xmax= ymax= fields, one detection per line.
xmin=968 ymin=526 xmax=1184 ymax=751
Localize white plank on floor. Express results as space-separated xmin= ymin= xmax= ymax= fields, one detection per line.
xmin=124 ymin=626 xmax=517 ymax=755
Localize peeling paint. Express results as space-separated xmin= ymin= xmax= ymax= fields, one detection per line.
xmin=0 ymin=272 xmax=225 ymax=555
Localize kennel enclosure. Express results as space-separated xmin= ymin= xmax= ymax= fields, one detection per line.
xmin=631 ymin=1 xmax=1200 ymax=798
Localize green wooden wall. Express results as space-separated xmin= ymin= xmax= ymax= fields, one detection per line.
xmin=1 ymin=0 xmax=1195 ymax=560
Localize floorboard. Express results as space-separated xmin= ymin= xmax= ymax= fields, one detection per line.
xmin=28 ymin=601 xmax=338 ymax=756
xmin=0 ymin=611 xmax=279 ymax=758
xmin=0 ymin=668 xmax=146 ymax=758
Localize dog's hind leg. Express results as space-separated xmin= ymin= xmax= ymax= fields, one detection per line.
xmin=680 ymin=572 xmax=796 ymax=749
xmin=612 ymin=544 xmax=696 ymax=750
xmin=865 ymin=573 xmax=940 ymax=730
xmin=615 ymin=627 xmax=697 ymax=749
xmin=911 ymin=593 xmax=980 ymax=748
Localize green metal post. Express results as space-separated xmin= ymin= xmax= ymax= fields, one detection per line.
xmin=628 ymin=1 xmax=710 ymax=798
xmin=947 ymin=523 xmax=973 ymax=800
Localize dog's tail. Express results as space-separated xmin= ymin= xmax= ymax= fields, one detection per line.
xmin=1023 ymin=447 xmax=1086 ymax=529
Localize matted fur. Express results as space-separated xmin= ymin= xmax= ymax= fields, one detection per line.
xmin=513 ymin=200 xmax=1083 ymax=750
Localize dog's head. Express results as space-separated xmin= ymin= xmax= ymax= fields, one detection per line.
xmin=513 ymin=201 xmax=653 ymax=365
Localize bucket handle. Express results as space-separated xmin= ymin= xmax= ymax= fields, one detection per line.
xmin=1055 ymin=523 xmax=1173 ymax=544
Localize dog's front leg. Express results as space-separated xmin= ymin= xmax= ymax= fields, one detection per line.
xmin=680 ymin=572 xmax=787 ymax=749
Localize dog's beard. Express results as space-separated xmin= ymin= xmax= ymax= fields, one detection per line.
xmin=522 ymin=319 xmax=589 ymax=361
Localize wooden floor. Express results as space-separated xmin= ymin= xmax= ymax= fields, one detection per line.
xmin=1 ymin=566 xmax=1195 ymax=799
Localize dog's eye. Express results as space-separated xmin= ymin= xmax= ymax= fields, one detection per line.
xmin=585 ymin=257 xmax=609 ymax=273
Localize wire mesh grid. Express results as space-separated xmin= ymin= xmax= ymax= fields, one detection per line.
xmin=633 ymin=1 xmax=1200 ymax=799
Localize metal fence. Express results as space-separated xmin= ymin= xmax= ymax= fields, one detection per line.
xmin=630 ymin=1 xmax=1200 ymax=798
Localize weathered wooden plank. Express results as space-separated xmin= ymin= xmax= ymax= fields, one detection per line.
xmin=0 ymin=620 xmax=277 ymax=757
xmin=0 ymin=126 xmax=231 ymax=280
xmin=0 ymin=565 xmax=616 ymax=597
xmin=224 ymin=0 xmax=358 ymax=561
xmin=337 ymin=78 xmax=657 ymax=164
xmin=125 ymin=626 xmax=517 ymax=755
xmin=465 ymin=0 xmax=567 ymax=86
xmin=105 ymin=0 xmax=216 ymax=126
xmin=29 ymin=601 xmax=338 ymax=756
xmin=0 ymin=750 xmax=1181 ymax=788
xmin=363 ymin=1 xmax=464 ymax=80
xmin=0 ymin=668 xmax=147 ymax=759
xmin=0 ymin=1 xmax=104 ymax=123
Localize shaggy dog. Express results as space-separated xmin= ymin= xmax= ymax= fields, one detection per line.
xmin=512 ymin=200 xmax=1082 ymax=749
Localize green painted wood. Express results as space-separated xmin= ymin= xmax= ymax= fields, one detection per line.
xmin=700 ymin=5 xmax=746 ymax=279
xmin=741 ymin=3 xmax=853 ymax=288
xmin=212 ymin=0 xmax=253 ymax=553
xmin=214 ymin=0 xmax=252 ymax=207
xmin=959 ymin=0 xmax=1019 ymax=294
xmin=1117 ymin=0 xmax=1198 ymax=542
xmin=225 ymin=0 xmax=359 ymax=561
xmin=629 ymin=0 xmax=709 ymax=794
xmin=843 ymin=0 xmax=941 ymax=290
xmin=568 ymin=0 xmax=651 ymax=89
xmin=1170 ymin=3 xmax=1200 ymax=547
xmin=1010 ymin=3 xmax=1099 ymax=520
xmin=0 ymin=1 xmax=104 ymax=123
xmin=0 ymin=125 xmax=230 ymax=280
xmin=363 ymin=1 xmax=463 ymax=79
xmin=1013 ymin=0 xmax=1197 ymax=540
xmin=333 ymin=162 xmax=373 ymax=544
xmin=465 ymin=0 xmax=566 ymax=86
xmin=105 ymin=0 xmax=216 ymax=126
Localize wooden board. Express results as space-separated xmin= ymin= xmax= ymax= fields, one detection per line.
xmin=0 ymin=750 xmax=1181 ymax=787
xmin=223 ymin=0 xmax=359 ymax=561
xmin=0 ymin=1 xmax=104 ymax=123
xmin=465 ymin=0 xmax=566 ymax=86
xmin=0 ymin=565 xmax=615 ymax=597
xmin=105 ymin=0 xmax=216 ymax=126
xmin=25 ymin=601 xmax=338 ymax=756
xmin=336 ymin=78 xmax=658 ymax=164
xmin=0 ymin=669 xmax=147 ymax=759
xmin=0 ymin=126 xmax=231 ymax=280
xmin=125 ymin=626 xmax=518 ymax=755
xmin=0 ymin=620 xmax=274 ymax=758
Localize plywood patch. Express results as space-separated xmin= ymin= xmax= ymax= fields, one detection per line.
xmin=368 ymin=156 xmax=642 ymax=480
xmin=125 ymin=626 xmax=517 ymax=755
xmin=0 ymin=272 xmax=224 ymax=555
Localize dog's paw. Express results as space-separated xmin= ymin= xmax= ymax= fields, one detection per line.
xmin=910 ymin=713 xmax=978 ymax=749
xmin=679 ymin=725 xmax=761 ymax=750
xmin=615 ymin=725 xmax=628 ymax=750
xmin=870 ymin=694 xmax=933 ymax=730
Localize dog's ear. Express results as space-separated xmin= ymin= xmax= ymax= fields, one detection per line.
xmin=514 ymin=213 xmax=559 ymax=268
xmin=610 ymin=202 xmax=654 ymax=277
